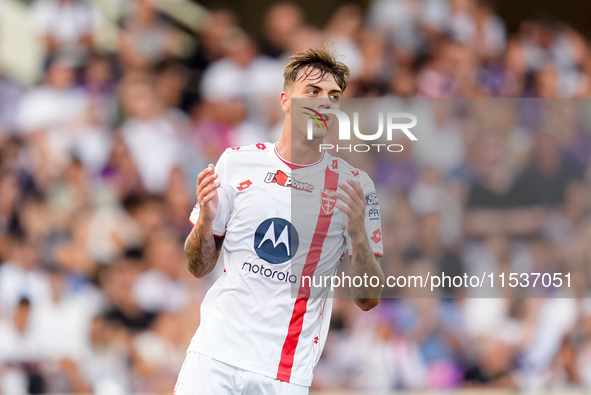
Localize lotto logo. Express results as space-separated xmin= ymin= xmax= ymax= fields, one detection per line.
xmin=237 ymin=180 xmax=252 ymax=191
xmin=370 ymin=229 xmax=382 ymax=243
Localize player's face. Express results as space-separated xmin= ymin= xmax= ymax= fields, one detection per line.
xmin=282 ymin=67 xmax=342 ymax=140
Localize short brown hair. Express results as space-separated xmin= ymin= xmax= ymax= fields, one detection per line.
xmin=283 ymin=45 xmax=350 ymax=93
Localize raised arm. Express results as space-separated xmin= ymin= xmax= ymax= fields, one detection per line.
xmin=336 ymin=178 xmax=385 ymax=311
xmin=185 ymin=164 xmax=223 ymax=278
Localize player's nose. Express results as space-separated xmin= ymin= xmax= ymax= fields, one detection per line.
xmin=316 ymin=96 xmax=332 ymax=109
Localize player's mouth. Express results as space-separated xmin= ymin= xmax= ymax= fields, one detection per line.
xmin=303 ymin=106 xmax=331 ymax=123
xmin=313 ymin=112 xmax=330 ymax=123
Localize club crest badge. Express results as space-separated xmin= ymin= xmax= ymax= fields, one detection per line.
xmin=321 ymin=189 xmax=337 ymax=215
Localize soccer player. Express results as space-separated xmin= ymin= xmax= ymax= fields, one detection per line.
xmin=175 ymin=46 xmax=385 ymax=394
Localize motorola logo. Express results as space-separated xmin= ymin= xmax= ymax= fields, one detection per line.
xmin=253 ymin=218 xmax=299 ymax=264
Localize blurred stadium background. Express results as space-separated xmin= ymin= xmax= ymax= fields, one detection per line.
xmin=2 ymin=0 xmax=591 ymax=394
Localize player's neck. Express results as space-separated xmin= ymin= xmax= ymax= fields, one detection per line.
xmin=277 ymin=127 xmax=323 ymax=165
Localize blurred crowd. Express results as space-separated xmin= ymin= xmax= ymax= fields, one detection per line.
xmin=1 ymin=0 xmax=591 ymax=393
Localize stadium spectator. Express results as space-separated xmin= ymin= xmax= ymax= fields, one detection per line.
xmin=118 ymin=0 xmax=180 ymax=71
xmin=16 ymin=56 xmax=89 ymax=179
xmin=258 ymin=2 xmax=305 ymax=58
xmin=119 ymin=73 xmax=185 ymax=195
xmin=31 ymin=0 xmax=95 ymax=65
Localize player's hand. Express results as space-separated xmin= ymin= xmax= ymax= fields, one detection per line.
xmin=336 ymin=179 xmax=367 ymax=246
xmin=196 ymin=164 xmax=220 ymax=226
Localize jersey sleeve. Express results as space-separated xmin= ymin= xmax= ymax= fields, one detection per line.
xmin=345 ymin=173 xmax=383 ymax=257
xmin=189 ymin=150 xmax=232 ymax=237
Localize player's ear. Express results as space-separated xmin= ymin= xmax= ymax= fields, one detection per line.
xmin=280 ymin=91 xmax=290 ymax=113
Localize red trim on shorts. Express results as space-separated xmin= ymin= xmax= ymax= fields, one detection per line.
xmin=276 ymin=166 xmax=338 ymax=382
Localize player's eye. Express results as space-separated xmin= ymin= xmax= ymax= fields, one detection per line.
xmin=330 ymin=94 xmax=340 ymax=102
xmin=308 ymin=90 xmax=318 ymax=96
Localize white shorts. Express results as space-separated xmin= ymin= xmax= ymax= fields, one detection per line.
xmin=173 ymin=352 xmax=309 ymax=395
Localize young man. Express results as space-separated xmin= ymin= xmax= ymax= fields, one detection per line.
xmin=175 ymin=47 xmax=384 ymax=394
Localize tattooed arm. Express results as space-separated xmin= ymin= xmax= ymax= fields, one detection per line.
xmin=185 ymin=222 xmax=224 ymax=278
xmin=185 ymin=164 xmax=224 ymax=278
xmin=337 ymin=179 xmax=385 ymax=311
xmin=349 ymin=237 xmax=384 ymax=311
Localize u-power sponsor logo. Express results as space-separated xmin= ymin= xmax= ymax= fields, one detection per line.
xmin=264 ymin=170 xmax=314 ymax=192
xmin=306 ymin=109 xmax=418 ymax=152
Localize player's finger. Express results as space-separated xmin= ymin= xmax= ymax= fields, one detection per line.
xmin=196 ymin=165 xmax=213 ymax=183
xmin=201 ymin=192 xmax=216 ymax=205
xmin=347 ymin=179 xmax=365 ymax=202
xmin=196 ymin=164 xmax=215 ymax=186
xmin=198 ymin=182 xmax=221 ymax=202
xmin=342 ymin=179 xmax=364 ymax=203
xmin=336 ymin=203 xmax=351 ymax=214
xmin=197 ymin=173 xmax=219 ymax=195
xmin=338 ymin=184 xmax=362 ymax=210
xmin=336 ymin=192 xmax=358 ymax=214
xmin=200 ymin=180 xmax=221 ymax=194
xmin=199 ymin=172 xmax=218 ymax=188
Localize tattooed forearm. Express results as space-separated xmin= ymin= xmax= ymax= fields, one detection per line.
xmin=351 ymin=236 xmax=384 ymax=310
xmin=185 ymin=225 xmax=222 ymax=278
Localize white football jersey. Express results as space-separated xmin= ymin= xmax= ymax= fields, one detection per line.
xmin=188 ymin=142 xmax=383 ymax=386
